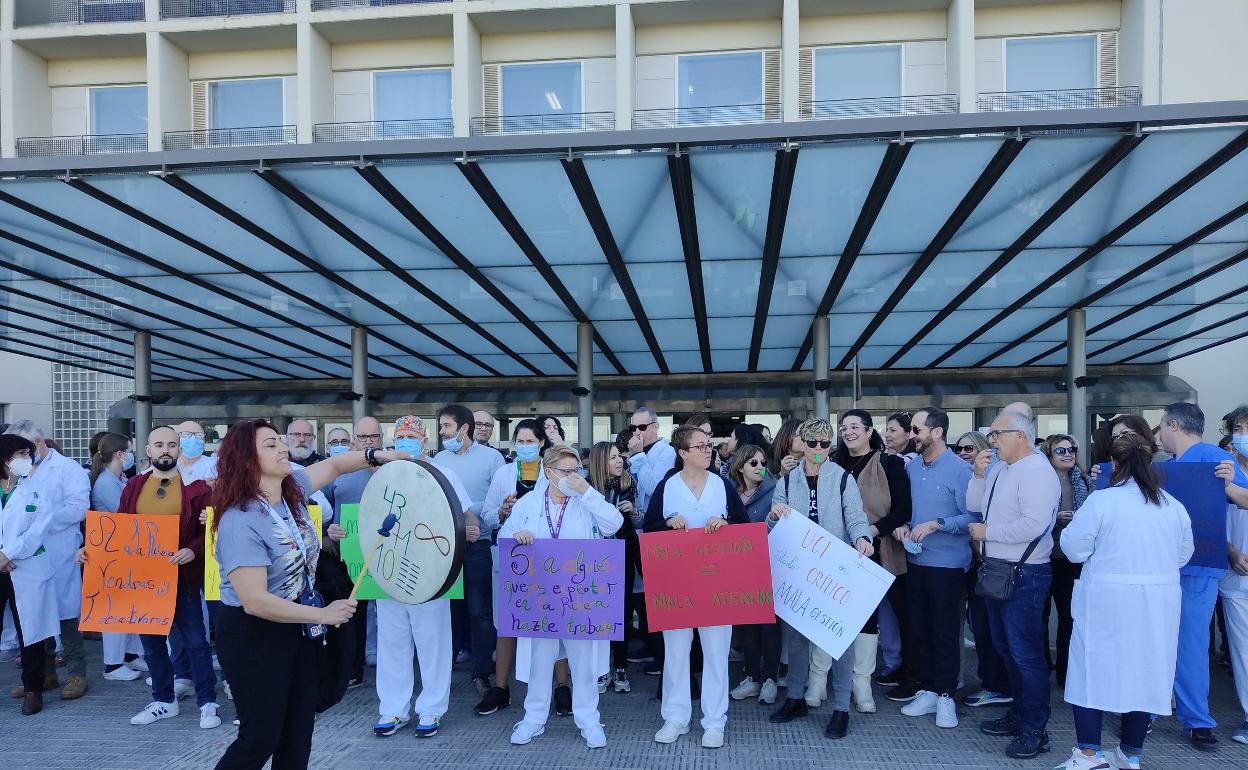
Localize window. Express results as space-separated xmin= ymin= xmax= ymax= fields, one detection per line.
xmin=500 ymin=61 xmax=583 ymax=132
xmin=1005 ymin=35 xmax=1096 ymax=92
xmin=813 ymin=45 xmax=902 ymax=117
xmin=209 ymin=78 xmax=284 ymax=130
xmin=90 ymin=86 xmax=147 ymax=135
xmin=373 ymin=68 xmax=452 ymax=123
xmin=677 ymin=51 xmax=763 ymax=124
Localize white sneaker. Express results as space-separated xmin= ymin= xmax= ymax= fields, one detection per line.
xmin=759 ymin=678 xmax=779 ymax=705
xmin=581 ymin=723 xmax=607 ymax=748
xmin=130 ymin=700 xmax=179 ymax=725
xmin=935 ymin=694 xmax=958 ymax=728
xmin=199 ymin=703 xmax=221 ymax=729
xmin=223 ymin=680 xmax=232 ymax=700
xmin=654 ymin=720 xmax=689 ymax=744
xmin=127 ymin=658 xmax=149 ymax=673
xmin=1113 ymin=747 xmax=1140 ymax=770
xmin=144 ymin=677 xmax=195 ymax=700
xmin=597 ymin=673 xmax=611 ymax=694
xmin=1054 ymin=748 xmax=1110 ymax=769
xmin=900 ymin=690 xmax=939 ymax=717
xmin=510 ymin=721 xmax=544 ymax=745
xmin=103 ymin=665 xmax=142 ymax=682
xmin=729 ymin=677 xmax=760 ymax=700
xmin=701 ymin=726 xmax=724 ymax=748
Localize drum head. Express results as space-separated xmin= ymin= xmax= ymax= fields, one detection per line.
xmin=358 ymin=460 xmax=464 ymax=603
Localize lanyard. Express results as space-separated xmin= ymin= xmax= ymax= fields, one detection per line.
xmin=263 ymin=498 xmax=314 ymax=592
xmin=543 ymin=491 xmax=570 ymax=539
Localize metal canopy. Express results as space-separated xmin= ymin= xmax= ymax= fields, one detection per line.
xmin=1 ymin=101 xmax=1246 ymax=382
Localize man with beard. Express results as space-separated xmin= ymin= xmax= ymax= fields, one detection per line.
xmin=286 ymin=419 xmax=326 ymax=467
xmin=115 ymin=425 xmax=219 ymax=729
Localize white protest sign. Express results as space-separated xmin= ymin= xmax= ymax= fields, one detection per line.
xmin=768 ymin=514 xmax=894 ymax=660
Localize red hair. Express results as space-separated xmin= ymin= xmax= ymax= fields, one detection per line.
xmin=212 ymin=419 xmax=307 ymax=532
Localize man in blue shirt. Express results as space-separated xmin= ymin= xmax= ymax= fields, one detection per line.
xmin=1156 ymin=402 xmax=1248 ymax=751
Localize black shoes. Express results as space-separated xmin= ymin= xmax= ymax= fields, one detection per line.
xmin=768 ymin=697 xmax=808 ymax=723
xmin=1186 ymin=727 xmax=1218 ymax=751
xmin=980 ymin=714 xmax=1022 ymax=737
xmin=1004 ymin=730 xmax=1050 ymax=759
xmin=886 ymin=682 xmax=920 ymax=702
xmin=474 ymin=686 xmax=510 ymax=715
xmin=824 ymin=710 xmax=849 ymax=739
xmin=873 ymin=667 xmax=905 ymax=688
xmin=554 ymin=684 xmax=573 ymax=716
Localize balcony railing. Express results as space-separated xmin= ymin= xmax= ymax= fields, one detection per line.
xmin=16 ymin=0 xmax=145 ymax=26
xmin=632 ymin=103 xmax=781 ymax=130
xmin=470 ymin=111 xmax=615 ymax=136
xmin=16 ymin=133 xmax=149 ymax=157
xmin=977 ymin=86 xmax=1142 ymax=113
xmin=802 ymin=94 xmax=959 ymax=120
xmin=160 ymin=0 xmax=294 ymax=18
xmin=163 ymin=125 xmax=296 ymax=151
xmin=312 ymin=0 xmax=451 ymax=9
xmin=313 ymin=118 xmax=454 ymax=142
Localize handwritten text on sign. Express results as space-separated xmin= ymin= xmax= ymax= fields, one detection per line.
xmin=341 ymin=504 xmax=462 ymax=601
xmin=497 ymin=538 xmax=625 ymax=641
xmin=79 ymin=511 xmax=178 ymax=635
xmin=769 ymin=514 xmax=894 ymax=660
xmin=639 ymin=522 xmax=774 ymax=632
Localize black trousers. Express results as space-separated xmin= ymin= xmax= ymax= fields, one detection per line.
xmin=0 ymin=572 xmax=48 ymax=691
xmin=611 ymin=547 xmax=648 ymax=668
xmin=1044 ymin=557 xmax=1081 ymax=686
xmin=739 ymin=620 xmax=781 ymax=682
xmin=907 ymin=563 xmax=965 ymax=696
xmin=214 ymin=605 xmax=318 ymax=770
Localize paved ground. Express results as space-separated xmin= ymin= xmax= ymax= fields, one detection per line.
xmin=2 ymin=638 xmax=1245 ymax=769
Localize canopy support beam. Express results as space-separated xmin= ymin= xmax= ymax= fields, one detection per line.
xmin=577 ymin=322 xmax=594 ymax=448
xmin=352 ymin=327 xmax=369 ymax=427
xmin=135 ymin=331 xmax=152 ymax=466
xmin=1066 ymin=309 xmax=1088 ymax=470
xmin=813 ymin=314 xmax=829 ymax=420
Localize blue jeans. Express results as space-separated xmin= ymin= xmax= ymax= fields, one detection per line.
xmin=1174 ymin=572 xmax=1219 ymax=729
xmin=464 ymin=540 xmax=496 ymax=680
xmin=1073 ymin=705 xmax=1149 ymax=756
xmin=141 ymin=584 xmax=217 ymax=707
xmin=984 ymin=562 xmax=1052 ymax=734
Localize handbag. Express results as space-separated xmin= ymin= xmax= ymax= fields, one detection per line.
xmin=974 ymin=470 xmax=1049 ymax=602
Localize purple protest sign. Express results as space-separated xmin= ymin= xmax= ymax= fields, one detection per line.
xmin=496 ymin=538 xmax=626 ymax=641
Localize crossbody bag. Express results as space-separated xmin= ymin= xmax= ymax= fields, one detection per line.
xmin=974 ymin=469 xmax=1049 ymax=602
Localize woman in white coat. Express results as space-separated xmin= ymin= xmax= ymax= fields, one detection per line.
xmin=500 ymin=444 xmax=622 ymax=749
xmin=1056 ymin=433 xmax=1194 ymax=770
xmin=0 ymin=434 xmax=59 ymax=715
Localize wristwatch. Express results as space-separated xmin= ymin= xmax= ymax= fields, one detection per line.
xmin=935 ymin=517 xmax=946 ymax=528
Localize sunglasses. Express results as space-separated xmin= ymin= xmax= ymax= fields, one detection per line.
xmin=804 ymin=440 xmax=832 ymax=449
xmin=1052 ymin=446 xmax=1078 ymax=456
xmin=628 ymin=422 xmax=655 ymax=433
xmin=155 ymin=477 xmax=172 ymax=499
xmin=955 ymin=445 xmax=978 ymax=453
xmin=909 ymin=426 xmax=923 ymax=435
xmin=746 ymin=459 xmax=763 ymax=467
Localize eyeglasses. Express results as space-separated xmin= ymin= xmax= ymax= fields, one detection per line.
xmin=178 ymin=431 xmax=205 ymax=440
xmin=327 ymin=438 xmax=351 ymax=448
xmin=287 ymin=432 xmax=315 ymax=441
xmin=682 ymin=442 xmax=714 ymax=453
xmin=628 ymin=422 xmax=655 ymax=433
xmin=804 ymin=440 xmax=832 ymax=449
xmin=475 ymin=421 xmax=494 ymax=429
xmin=547 ymin=466 xmax=582 ymax=477
xmin=356 ymin=433 xmax=382 ymax=443
xmin=155 ymin=477 xmax=171 ymax=499
xmin=954 ymin=445 xmax=979 ymax=454
xmin=1052 ymin=446 xmax=1078 ymax=456
xmin=986 ymin=429 xmax=1024 ymax=442
xmin=1112 ymin=427 xmax=1136 ymax=438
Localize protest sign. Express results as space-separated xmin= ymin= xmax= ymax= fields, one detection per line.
xmin=495 ymin=538 xmax=625 ymax=641
xmin=1096 ymin=461 xmax=1227 ymax=570
xmin=205 ymin=504 xmax=321 ymax=601
xmin=80 ymin=511 xmax=179 ymax=634
xmin=341 ymin=503 xmax=462 ymax=601
xmin=358 ymin=461 xmax=464 ymax=603
xmin=768 ymin=514 xmax=894 ymax=660
xmin=639 ymin=522 xmax=774 ymax=632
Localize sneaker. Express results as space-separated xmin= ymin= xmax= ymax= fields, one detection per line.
xmin=701 ymin=726 xmax=724 ymax=748
xmin=729 ymin=677 xmax=760 ymax=700
xmin=1185 ymin=727 xmax=1218 ymax=751
xmin=454 ymin=650 xmax=471 ymax=665
xmin=199 ymin=703 xmax=221 ymax=729
xmin=1053 ymin=748 xmax=1110 ymax=769
xmin=759 ymin=678 xmax=778 ymax=705
xmin=373 ymin=715 xmax=408 ymax=737
xmin=510 ymin=721 xmax=544 ymax=745
xmin=130 ymin=700 xmax=179 ymax=725
xmin=414 ymin=715 xmax=440 ymax=738
xmin=643 ymin=661 xmax=662 ymax=676
xmin=900 ymin=690 xmax=939 ymax=717
xmin=654 ymin=720 xmax=689 ymax=744
xmin=146 ymin=677 xmax=195 ymax=700
xmin=554 ymin=684 xmax=572 ymax=716
xmin=597 ymin=673 xmax=611 ymax=694
xmin=981 ymin=713 xmax=1021 ymax=736
xmin=1232 ymin=719 xmax=1248 ymax=745
xmin=127 ymin=657 xmax=149 ymax=673
xmin=472 ymin=674 xmax=491 ymax=698
xmin=873 ymin=667 xmax=903 ymax=688
xmin=613 ymin=668 xmax=631 ymax=693
xmin=935 ymin=694 xmax=958 ymax=728
xmin=581 ymin=723 xmax=607 ymax=748
xmin=626 ymin=651 xmax=653 ymax=664
xmin=346 ymin=677 xmax=364 ymax=690
xmin=1113 ymin=746 xmax=1141 ymax=770
xmin=963 ymin=689 xmax=1013 ymax=708
xmin=103 ymin=665 xmax=142 ymax=682
xmin=1005 ymin=731 xmax=1050 ymax=759
xmin=887 ymin=682 xmax=921 ymax=702
xmin=474 ymin=686 xmax=511 ymax=715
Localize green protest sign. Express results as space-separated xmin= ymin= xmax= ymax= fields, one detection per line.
xmin=340 ymin=504 xmax=462 ymax=601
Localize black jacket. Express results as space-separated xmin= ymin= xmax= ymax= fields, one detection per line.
xmin=642 ymin=472 xmax=749 ymax=533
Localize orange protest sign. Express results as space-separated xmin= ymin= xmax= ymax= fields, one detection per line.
xmin=79 ymin=510 xmax=179 ymax=635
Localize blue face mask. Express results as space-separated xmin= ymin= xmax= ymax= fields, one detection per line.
xmin=395 ymin=437 xmax=423 ymax=456
xmin=1232 ymin=434 xmax=1248 ymax=458
xmin=328 ymin=445 xmax=349 ymax=458
xmin=121 ymin=452 xmax=135 ymax=472
xmin=442 ymin=435 xmax=464 ymax=454
xmin=514 ymin=444 xmax=541 ymax=462
xmin=180 ymin=436 xmax=205 ymax=459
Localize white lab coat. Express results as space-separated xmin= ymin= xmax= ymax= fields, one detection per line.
xmin=498 ymin=485 xmax=622 ymax=684
xmin=1060 ymin=480 xmax=1193 ymax=715
xmin=0 ymin=481 xmax=60 ymax=644
xmin=27 ymin=449 xmax=90 ymax=619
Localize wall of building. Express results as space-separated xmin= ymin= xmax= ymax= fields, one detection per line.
xmin=1167 ymin=339 xmax=1248 ymax=444
xmin=0 ymin=351 xmax=53 ymax=432
xmin=1158 ymin=0 xmax=1248 ymax=103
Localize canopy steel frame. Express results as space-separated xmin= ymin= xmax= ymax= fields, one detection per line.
xmin=668 ymin=152 xmax=712 ymax=373
xmin=749 ymin=146 xmax=799 ymax=373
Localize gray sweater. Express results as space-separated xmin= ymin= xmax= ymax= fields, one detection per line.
xmin=770 ymin=461 xmax=871 ymax=546
xmin=967 ymin=452 xmax=1060 ymax=564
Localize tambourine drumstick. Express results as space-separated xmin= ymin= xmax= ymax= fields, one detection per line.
xmin=349 ymin=513 xmax=398 ymax=602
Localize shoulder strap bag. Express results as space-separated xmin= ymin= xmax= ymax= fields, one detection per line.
xmin=974 ymin=469 xmax=1049 ymax=602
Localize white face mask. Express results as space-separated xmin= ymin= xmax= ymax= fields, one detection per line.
xmin=7 ymin=457 xmax=33 ymax=478
xmin=557 ymin=476 xmax=583 ymax=497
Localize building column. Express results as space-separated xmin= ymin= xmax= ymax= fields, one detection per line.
xmin=1121 ymin=0 xmax=1161 ymax=105
xmin=297 ymin=20 xmax=333 ymax=144
xmin=614 ymin=2 xmax=634 ymax=130
xmin=147 ymin=33 xmax=190 ymax=152
xmin=351 ymin=326 xmax=368 ymax=426
xmin=134 ymin=331 xmax=152 ymax=464
xmin=577 ymin=322 xmax=594 ymax=448
xmin=947 ymin=0 xmax=976 ymax=113
xmin=1067 ymin=308 xmax=1088 ymax=469
xmin=812 ymin=314 xmax=829 ymax=420
xmin=452 ymin=12 xmax=481 ymax=138
xmin=781 ymin=0 xmax=800 ymax=122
